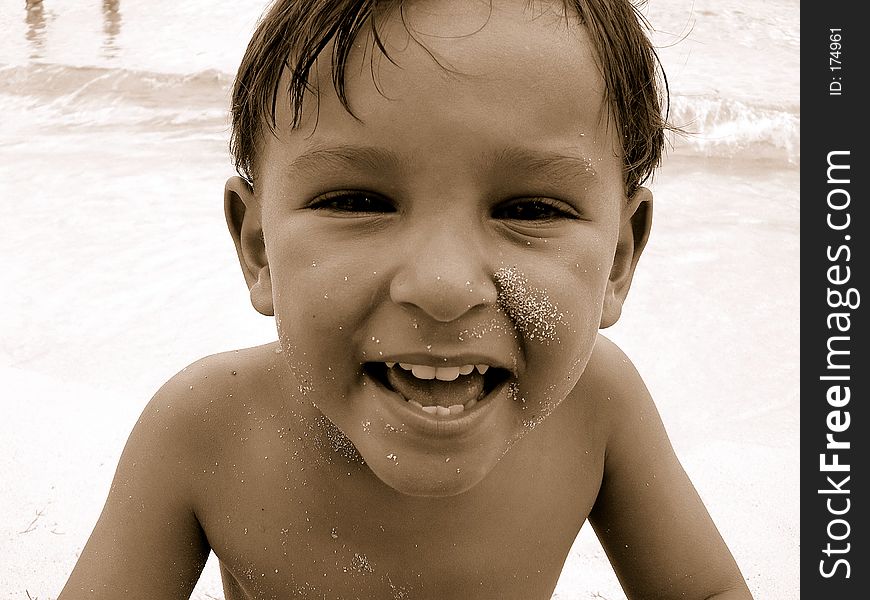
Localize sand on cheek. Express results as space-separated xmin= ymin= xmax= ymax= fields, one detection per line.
xmin=492 ymin=266 xmax=602 ymax=431
xmin=493 ymin=266 xmax=568 ymax=344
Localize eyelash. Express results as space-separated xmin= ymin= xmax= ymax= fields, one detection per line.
xmin=309 ymin=192 xmax=580 ymax=221
xmin=309 ymin=191 xmax=396 ymax=214
xmin=492 ymin=198 xmax=581 ymax=221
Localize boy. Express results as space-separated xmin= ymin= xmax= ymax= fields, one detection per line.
xmin=59 ymin=0 xmax=753 ymax=598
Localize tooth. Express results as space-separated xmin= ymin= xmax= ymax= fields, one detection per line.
xmin=399 ymin=363 xmax=414 ymax=371
xmin=422 ymin=405 xmax=438 ymax=414
xmin=464 ymin=397 xmax=477 ymax=410
xmin=411 ymin=365 xmax=436 ymax=379
xmin=436 ymin=406 xmax=450 ymax=416
xmin=475 ymin=364 xmax=489 ymax=375
xmin=448 ymin=404 xmax=464 ymax=415
xmin=386 ymin=362 xmax=396 ymax=368
xmin=408 ymin=400 xmax=423 ymax=409
xmin=435 ymin=367 xmax=461 ymax=381
xmin=458 ymin=365 xmax=474 ymax=375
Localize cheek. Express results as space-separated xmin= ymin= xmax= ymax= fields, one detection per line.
xmin=273 ymin=273 xmax=353 ymax=352
xmin=269 ymin=254 xmax=384 ymax=382
xmin=495 ymin=237 xmax=613 ymax=343
xmin=267 ymin=260 xmax=355 ymax=393
xmin=268 ymin=228 xmax=356 ymax=321
xmin=497 ymin=257 xmax=611 ymax=421
xmin=549 ymin=258 xmax=614 ymax=365
xmin=266 ymin=224 xmax=386 ymax=323
xmin=493 ymin=266 xmax=566 ymax=343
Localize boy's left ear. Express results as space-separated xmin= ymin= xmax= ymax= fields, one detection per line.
xmin=600 ymin=187 xmax=653 ymax=328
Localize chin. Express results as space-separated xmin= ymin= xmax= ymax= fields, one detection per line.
xmin=362 ymin=445 xmax=501 ymax=498
xmin=375 ymin=470 xmax=489 ymax=498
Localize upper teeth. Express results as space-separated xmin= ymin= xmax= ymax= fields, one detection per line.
xmin=384 ymin=362 xmax=490 ymax=381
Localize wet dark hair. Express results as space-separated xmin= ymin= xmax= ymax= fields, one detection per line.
xmin=230 ymin=0 xmax=670 ymax=195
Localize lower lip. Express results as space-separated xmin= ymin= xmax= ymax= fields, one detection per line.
xmin=367 ymin=372 xmax=508 ymax=439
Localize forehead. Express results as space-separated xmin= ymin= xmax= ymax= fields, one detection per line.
xmin=260 ymin=0 xmax=621 ymax=191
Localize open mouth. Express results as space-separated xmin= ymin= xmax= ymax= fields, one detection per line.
xmin=365 ymin=361 xmax=512 ymax=417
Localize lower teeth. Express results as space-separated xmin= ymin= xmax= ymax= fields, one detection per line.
xmin=408 ymin=400 xmax=472 ymax=415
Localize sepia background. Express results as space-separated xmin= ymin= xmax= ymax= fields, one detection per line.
xmin=0 ymin=0 xmax=799 ymax=598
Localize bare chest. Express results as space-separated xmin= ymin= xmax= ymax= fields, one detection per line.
xmin=200 ymin=440 xmax=601 ymax=600
xmin=196 ymin=408 xmax=604 ymax=599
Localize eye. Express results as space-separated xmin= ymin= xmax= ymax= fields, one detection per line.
xmin=492 ymin=198 xmax=580 ymax=221
xmin=309 ymin=191 xmax=395 ymax=214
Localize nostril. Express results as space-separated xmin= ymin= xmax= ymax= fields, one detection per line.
xmin=389 ymin=270 xmax=498 ymax=322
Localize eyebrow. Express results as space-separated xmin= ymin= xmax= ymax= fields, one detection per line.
xmin=287 ymin=143 xmax=598 ymax=186
xmin=289 ymin=144 xmax=405 ymax=175
xmin=486 ymin=147 xmax=598 ymax=188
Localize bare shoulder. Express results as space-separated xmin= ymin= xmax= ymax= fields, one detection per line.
xmin=579 ymin=335 xmax=753 ymax=599
xmin=155 ymin=341 xmax=285 ymax=405
xmin=96 ymin=342 xmax=288 ymax=517
xmin=142 ymin=344 xmax=281 ymax=429
xmin=135 ymin=342 xmax=286 ymax=475
xmin=577 ymin=333 xmax=677 ymax=491
xmin=58 ymin=343 xmax=286 ymax=599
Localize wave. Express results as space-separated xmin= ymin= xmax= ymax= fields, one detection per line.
xmin=2 ymin=63 xmax=800 ymax=163
xmin=667 ymin=94 xmax=800 ymax=164
xmin=0 ymin=62 xmax=232 ymax=130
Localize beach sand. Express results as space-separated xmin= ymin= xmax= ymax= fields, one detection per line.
xmin=1 ymin=0 xmax=798 ymax=597
xmin=0 ymin=115 xmax=799 ymax=598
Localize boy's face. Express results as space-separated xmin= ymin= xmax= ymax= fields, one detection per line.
xmin=227 ymin=0 xmax=650 ymax=496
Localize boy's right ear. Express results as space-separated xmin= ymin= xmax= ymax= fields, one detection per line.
xmin=224 ymin=176 xmax=274 ymax=316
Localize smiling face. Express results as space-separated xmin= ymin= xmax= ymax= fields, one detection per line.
xmin=225 ymin=0 xmax=651 ymax=497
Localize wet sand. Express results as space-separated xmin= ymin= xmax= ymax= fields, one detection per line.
xmin=0 ymin=116 xmax=799 ymax=597
xmin=0 ymin=3 xmax=799 ymax=596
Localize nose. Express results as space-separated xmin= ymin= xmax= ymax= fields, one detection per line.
xmin=389 ymin=222 xmax=498 ymax=322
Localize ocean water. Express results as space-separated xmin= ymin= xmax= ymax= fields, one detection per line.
xmin=0 ymin=1 xmax=799 ymax=599
xmin=0 ymin=0 xmax=799 ymax=162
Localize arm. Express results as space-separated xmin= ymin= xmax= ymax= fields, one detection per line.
xmin=58 ymin=376 xmax=211 ymax=599
xmin=587 ymin=338 xmax=753 ymax=600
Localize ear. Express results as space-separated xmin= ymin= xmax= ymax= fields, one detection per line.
xmin=600 ymin=186 xmax=653 ymax=328
xmin=224 ymin=176 xmax=274 ymax=316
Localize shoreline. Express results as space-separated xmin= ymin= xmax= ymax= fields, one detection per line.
xmin=2 ymin=154 xmax=798 ymax=600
